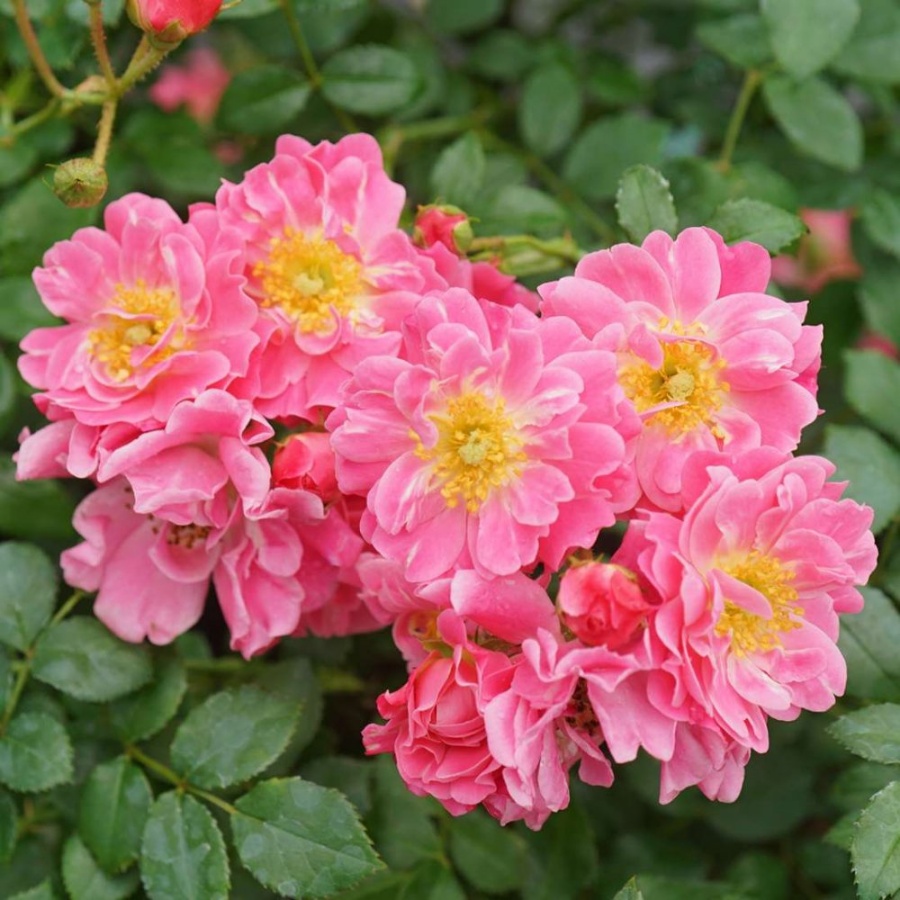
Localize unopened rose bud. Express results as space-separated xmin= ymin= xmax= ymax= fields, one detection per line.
xmin=414 ymin=204 xmax=474 ymax=255
xmin=52 ymin=158 xmax=108 ymax=209
xmin=127 ymin=0 xmax=223 ymax=45
xmin=272 ymin=432 xmax=339 ymax=502
xmin=558 ymin=562 xmax=651 ymax=650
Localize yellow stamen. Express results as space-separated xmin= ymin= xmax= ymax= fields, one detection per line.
xmin=253 ymin=227 xmax=363 ymax=334
xmin=618 ymin=320 xmax=729 ymax=438
xmin=86 ymin=280 xmax=183 ymax=382
xmin=714 ymin=550 xmax=803 ymax=656
xmin=415 ymin=391 xmax=526 ymax=513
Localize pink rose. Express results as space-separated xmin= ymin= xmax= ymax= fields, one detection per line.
xmin=414 ymin=204 xmax=473 ymax=255
xmin=558 ymin=562 xmax=652 ymax=649
xmin=128 ymin=0 xmax=222 ymax=42
xmin=272 ymin=432 xmax=339 ymax=503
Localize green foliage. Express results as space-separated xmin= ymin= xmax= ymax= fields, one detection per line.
xmin=852 ymin=781 xmax=900 ymax=900
xmin=141 ymin=792 xmax=230 ymax=900
xmin=0 ymin=543 xmax=57 ymax=652
xmin=231 ymin=778 xmax=383 ymax=898
xmin=321 ymin=46 xmax=420 ymax=115
xmin=32 ymin=618 xmax=153 ymax=702
xmin=61 ymin=834 xmax=140 ymax=900
xmin=78 ymin=756 xmax=152 ymax=872
xmin=171 ymin=685 xmax=300 ymax=790
xmin=615 ymin=165 xmax=678 ymax=242
xmin=830 ymin=705 xmax=900 ymax=764
xmin=0 ymin=712 xmax=73 ymax=792
xmin=706 ymin=198 xmax=803 ymax=253
xmin=448 ymin=808 xmax=529 ymax=894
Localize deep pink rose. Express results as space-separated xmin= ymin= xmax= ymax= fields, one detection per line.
xmin=128 ymin=0 xmax=222 ymax=41
xmin=558 ymin=562 xmax=652 ymax=649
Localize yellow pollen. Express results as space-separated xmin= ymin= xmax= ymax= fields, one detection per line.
xmin=253 ymin=228 xmax=363 ymax=334
xmin=86 ymin=280 xmax=183 ymax=382
xmin=166 ymin=523 xmax=212 ymax=550
xmin=618 ymin=321 xmax=729 ymax=438
xmin=415 ymin=391 xmax=526 ymax=513
xmin=714 ymin=551 xmax=803 ymax=656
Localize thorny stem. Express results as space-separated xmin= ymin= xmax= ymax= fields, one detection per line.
xmin=717 ymin=68 xmax=763 ymax=172
xmin=118 ymin=37 xmax=168 ymax=94
xmin=93 ymin=100 xmax=118 ymax=166
xmin=88 ymin=1 xmax=118 ymax=87
xmin=11 ymin=0 xmax=67 ymax=98
xmin=279 ymin=0 xmax=357 ymax=133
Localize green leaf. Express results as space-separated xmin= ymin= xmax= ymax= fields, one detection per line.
xmin=231 ymin=777 xmax=383 ymax=899
xmin=861 ymin=189 xmax=900 ymax=258
xmin=254 ymin=656 xmax=322 ymax=756
xmin=706 ymin=198 xmax=803 ymax=252
xmin=696 ymin=13 xmax=772 ymax=69
xmin=218 ymin=66 xmax=311 ymax=136
xmin=832 ymin=0 xmax=900 ymax=83
xmin=109 ymin=654 xmax=187 ymax=744
xmin=844 ymin=349 xmax=900 ymax=444
xmin=300 ymin=757 xmax=372 ymax=817
xmin=62 ymin=833 xmax=140 ymax=900
xmin=0 ymin=277 xmax=58 ymax=342
xmin=468 ymin=30 xmax=534 ymax=83
xmin=398 ymin=861 xmax=465 ymax=900
xmin=612 ymin=878 xmax=646 ymax=900
xmin=0 ymin=459 xmax=77 ymax=543
xmin=322 ymin=45 xmax=420 ymax=115
xmin=0 ymin=712 xmax=73 ymax=792
xmin=519 ymin=63 xmax=583 ymax=158
xmin=141 ymin=792 xmax=229 ymax=900
xmin=563 ymin=113 xmax=670 ymax=201
xmin=0 ymin=542 xmax=57 ymax=652
xmin=522 ymin=803 xmax=598 ymax=900
xmin=367 ymin=756 xmax=441 ymax=869
xmin=32 ymin=618 xmax=152 ymax=703
xmin=0 ymin=788 xmax=16 ymax=863
xmin=832 ymin=761 xmax=899 ymax=813
xmin=170 ymin=685 xmax=299 ymax=790
xmin=475 ymin=185 xmax=568 ymax=237
xmin=448 ymin=808 xmax=528 ymax=895
xmin=615 ymin=165 xmax=679 ymax=242
xmin=830 ymin=705 xmax=900 ymax=764
xmin=762 ymin=74 xmax=863 ymax=171
xmin=79 ymin=756 xmax=152 ymax=872
xmin=0 ymin=143 xmax=37 ymax=189
xmin=762 ymin=0 xmax=859 ymax=79
xmin=852 ymin=780 xmax=900 ymax=900
xmin=840 ymin=587 xmax=900 ymax=702
xmin=9 ymin=880 xmax=56 ymax=900
xmin=822 ymin=425 xmax=900 ymax=533
xmin=430 ymin=132 xmax=485 ymax=209
xmin=424 ymin=0 xmax=503 ymax=34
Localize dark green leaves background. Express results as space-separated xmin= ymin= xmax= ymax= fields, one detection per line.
xmin=2 ymin=0 xmax=900 ymax=898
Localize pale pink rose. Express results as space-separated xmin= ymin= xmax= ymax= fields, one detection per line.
xmin=329 ymin=288 xmax=639 ymax=582
xmin=149 ymin=47 xmax=230 ymax=124
xmin=62 ymin=479 xmax=224 ymax=644
xmin=19 ymin=194 xmax=257 ymax=433
xmin=604 ymin=449 xmax=876 ymax=799
xmin=558 ymin=562 xmax=652 ymax=650
xmin=214 ymin=133 xmax=443 ymax=420
xmin=540 ymin=227 xmax=822 ymax=513
xmin=659 ymin=722 xmax=750 ymax=804
xmin=128 ymin=0 xmax=222 ymax=41
xmin=272 ymin=431 xmax=339 ymax=502
xmin=771 ymin=208 xmax=861 ymax=294
xmin=363 ymin=611 xmax=516 ymax=817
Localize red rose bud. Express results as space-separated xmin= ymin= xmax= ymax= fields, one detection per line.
xmin=414 ymin=204 xmax=473 ymax=256
xmin=558 ymin=562 xmax=652 ymax=650
xmin=52 ymin=158 xmax=108 ymax=209
xmin=127 ymin=0 xmax=223 ymax=44
xmin=272 ymin=432 xmax=339 ymax=502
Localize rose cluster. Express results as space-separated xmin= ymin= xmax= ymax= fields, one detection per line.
xmin=16 ymin=134 xmax=877 ymax=829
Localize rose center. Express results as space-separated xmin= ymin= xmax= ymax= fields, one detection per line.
xmin=253 ymin=228 xmax=363 ymax=334
xmin=415 ymin=391 xmax=526 ymax=512
xmin=714 ymin=550 xmax=803 ymax=656
xmin=86 ymin=280 xmax=183 ymax=382
xmin=618 ymin=322 xmax=729 ymax=437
